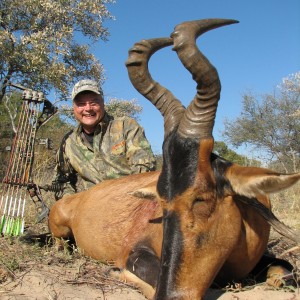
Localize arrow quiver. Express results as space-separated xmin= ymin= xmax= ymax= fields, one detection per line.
xmin=0 ymin=82 xmax=57 ymax=236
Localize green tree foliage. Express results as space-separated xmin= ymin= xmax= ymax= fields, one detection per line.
xmin=223 ymin=72 xmax=300 ymax=173
xmin=213 ymin=141 xmax=260 ymax=166
xmin=0 ymin=0 xmax=115 ymax=101
xmin=105 ymin=98 xmax=142 ymax=120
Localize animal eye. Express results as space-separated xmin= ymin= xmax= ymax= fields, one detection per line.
xmin=192 ymin=197 xmax=213 ymax=218
xmin=193 ymin=197 xmax=204 ymax=205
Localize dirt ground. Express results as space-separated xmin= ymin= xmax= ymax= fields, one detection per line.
xmin=0 ymin=216 xmax=299 ymax=300
xmin=1 ymin=258 xmax=299 ymax=300
xmin=0 ymin=258 xmax=299 ymax=300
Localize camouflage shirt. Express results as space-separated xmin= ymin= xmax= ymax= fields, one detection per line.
xmin=53 ymin=113 xmax=156 ymax=199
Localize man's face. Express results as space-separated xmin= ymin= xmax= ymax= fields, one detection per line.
xmin=73 ymin=91 xmax=104 ymax=133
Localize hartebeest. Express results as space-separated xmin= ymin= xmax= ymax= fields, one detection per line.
xmin=49 ymin=19 xmax=300 ymax=299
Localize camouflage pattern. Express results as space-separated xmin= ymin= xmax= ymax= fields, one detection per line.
xmin=52 ymin=113 xmax=156 ymax=199
xmin=71 ymin=79 xmax=103 ymax=100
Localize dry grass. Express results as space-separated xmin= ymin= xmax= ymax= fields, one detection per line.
xmin=0 ymin=222 xmax=142 ymax=298
xmin=271 ymin=182 xmax=300 ymax=218
xmin=268 ymin=182 xmax=300 ymax=277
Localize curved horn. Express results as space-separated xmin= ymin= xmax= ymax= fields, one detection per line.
xmin=126 ymin=38 xmax=185 ymax=137
xmin=171 ymin=19 xmax=239 ymax=139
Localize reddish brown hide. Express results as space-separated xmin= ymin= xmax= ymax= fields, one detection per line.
xmin=49 ymin=171 xmax=161 ymax=263
xmin=49 ymin=157 xmax=300 ymax=299
xmin=49 ymin=171 xmax=163 ymax=298
xmin=49 ymin=19 xmax=300 ymax=300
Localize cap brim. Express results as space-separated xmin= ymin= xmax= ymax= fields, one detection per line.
xmin=72 ymin=86 xmax=101 ymax=101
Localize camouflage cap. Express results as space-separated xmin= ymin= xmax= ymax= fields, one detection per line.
xmin=71 ymin=79 xmax=103 ymax=100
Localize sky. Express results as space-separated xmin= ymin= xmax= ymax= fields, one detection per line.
xmin=91 ymin=0 xmax=300 ymax=155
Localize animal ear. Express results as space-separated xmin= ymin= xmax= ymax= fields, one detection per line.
xmin=225 ymin=165 xmax=300 ymax=198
